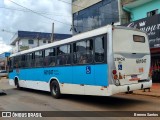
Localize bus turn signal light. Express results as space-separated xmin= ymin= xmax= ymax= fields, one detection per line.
xmin=113 ymin=75 xmax=118 ymax=80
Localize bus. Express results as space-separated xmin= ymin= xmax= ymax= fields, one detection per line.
xmin=8 ymin=25 xmax=152 ymax=98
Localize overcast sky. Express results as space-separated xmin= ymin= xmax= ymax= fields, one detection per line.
xmin=0 ymin=0 xmax=72 ymax=54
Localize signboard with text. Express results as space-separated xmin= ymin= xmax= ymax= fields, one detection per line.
xmin=123 ymin=14 xmax=160 ymax=48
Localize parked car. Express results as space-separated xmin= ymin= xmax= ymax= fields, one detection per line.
xmin=0 ymin=70 xmax=8 ymax=78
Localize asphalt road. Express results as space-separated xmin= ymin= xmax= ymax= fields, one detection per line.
xmin=0 ymin=78 xmax=160 ymax=120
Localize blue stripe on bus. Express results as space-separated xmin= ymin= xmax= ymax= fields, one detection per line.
xmin=9 ymin=64 xmax=108 ymax=86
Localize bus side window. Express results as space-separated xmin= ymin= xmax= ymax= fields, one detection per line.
xmin=14 ymin=56 xmax=19 ymax=68
xmin=57 ymin=45 xmax=71 ymax=66
xmin=73 ymin=39 xmax=93 ymax=64
xmin=21 ymin=55 xmax=26 ymax=68
xmin=44 ymin=48 xmax=56 ymax=67
xmin=95 ymin=36 xmax=105 ymax=63
xmin=26 ymin=53 xmax=31 ymax=68
xmin=35 ymin=51 xmax=43 ymax=67
xmin=86 ymin=39 xmax=93 ymax=63
xmin=8 ymin=57 xmax=13 ymax=72
xmin=31 ymin=53 xmax=35 ymax=67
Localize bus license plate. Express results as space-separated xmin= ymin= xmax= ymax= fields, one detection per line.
xmin=131 ymin=75 xmax=137 ymax=78
xmin=129 ymin=75 xmax=140 ymax=81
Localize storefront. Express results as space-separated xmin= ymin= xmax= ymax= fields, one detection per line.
xmin=124 ymin=14 xmax=160 ymax=83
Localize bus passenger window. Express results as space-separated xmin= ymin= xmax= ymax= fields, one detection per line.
xmin=73 ymin=39 xmax=93 ymax=64
xmin=44 ymin=48 xmax=55 ymax=67
xmin=95 ymin=36 xmax=105 ymax=63
xmin=35 ymin=51 xmax=43 ymax=67
xmin=8 ymin=57 xmax=13 ymax=71
xmin=57 ymin=45 xmax=71 ymax=66
xmin=14 ymin=56 xmax=20 ymax=68
xmin=79 ymin=55 xmax=87 ymax=64
xmin=31 ymin=53 xmax=35 ymax=67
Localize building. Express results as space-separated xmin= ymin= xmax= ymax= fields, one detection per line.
xmin=122 ymin=0 xmax=160 ymax=83
xmin=10 ymin=31 xmax=72 ymax=53
xmin=122 ymin=0 xmax=160 ymax=21
xmin=72 ymin=0 xmax=124 ymax=34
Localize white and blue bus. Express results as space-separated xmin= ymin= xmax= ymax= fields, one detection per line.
xmin=8 ymin=25 xmax=152 ymax=98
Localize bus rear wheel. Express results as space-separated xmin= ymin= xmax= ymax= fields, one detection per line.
xmin=50 ymin=80 xmax=61 ymax=99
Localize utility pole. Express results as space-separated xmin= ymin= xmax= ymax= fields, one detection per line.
xmin=51 ymin=23 xmax=54 ymax=43
xmin=37 ymin=33 xmax=40 ymax=47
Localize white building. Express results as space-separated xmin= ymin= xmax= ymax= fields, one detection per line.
xmin=10 ymin=31 xmax=72 ymax=53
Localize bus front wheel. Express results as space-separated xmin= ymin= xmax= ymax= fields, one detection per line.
xmin=50 ymin=80 xmax=61 ymax=99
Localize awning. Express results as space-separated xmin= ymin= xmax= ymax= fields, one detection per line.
xmin=123 ymin=0 xmax=152 ymax=9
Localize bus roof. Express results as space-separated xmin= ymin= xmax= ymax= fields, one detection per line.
xmin=10 ymin=25 xmax=146 ymax=57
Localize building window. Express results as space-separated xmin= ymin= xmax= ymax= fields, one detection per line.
xmin=43 ymin=40 xmax=46 ymax=43
xmin=73 ymin=0 xmax=119 ymax=34
xmin=147 ymin=9 xmax=158 ymax=17
xmin=28 ymin=39 xmax=34 ymax=44
xmin=48 ymin=40 xmax=51 ymax=43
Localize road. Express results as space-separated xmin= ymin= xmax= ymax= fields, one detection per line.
xmin=0 ymin=78 xmax=160 ymax=120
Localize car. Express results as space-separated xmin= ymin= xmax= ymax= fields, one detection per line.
xmin=0 ymin=70 xmax=8 ymax=78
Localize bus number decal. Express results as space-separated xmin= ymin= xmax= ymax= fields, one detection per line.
xmin=114 ymin=57 xmax=125 ymax=61
xmin=44 ymin=70 xmax=59 ymax=75
xmin=136 ymin=59 xmax=146 ymax=64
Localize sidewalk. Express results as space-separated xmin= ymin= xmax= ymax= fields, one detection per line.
xmin=133 ymin=83 xmax=160 ymax=97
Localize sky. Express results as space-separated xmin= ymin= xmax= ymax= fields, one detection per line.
xmin=0 ymin=0 xmax=72 ymax=54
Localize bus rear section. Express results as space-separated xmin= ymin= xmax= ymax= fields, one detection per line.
xmin=111 ymin=28 xmax=152 ymax=94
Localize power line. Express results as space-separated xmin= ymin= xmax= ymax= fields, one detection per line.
xmin=8 ymin=0 xmax=72 ymax=26
xmin=7 ymin=0 xmax=127 ymax=33
xmin=7 ymin=0 xmax=91 ymax=30
xmin=1 ymin=29 xmax=16 ymax=34
xmin=0 ymin=6 xmax=72 ymax=17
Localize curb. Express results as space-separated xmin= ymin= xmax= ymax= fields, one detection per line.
xmin=133 ymin=90 xmax=160 ymax=97
xmin=133 ymin=93 xmax=160 ymax=98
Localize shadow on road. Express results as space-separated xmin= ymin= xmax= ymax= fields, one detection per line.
xmin=62 ymin=94 xmax=149 ymax=109
xmin=6 ymin=87 xmax=150 ymax=109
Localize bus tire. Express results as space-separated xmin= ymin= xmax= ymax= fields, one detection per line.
xmin=50 ymin=80 xmax=61 ymax=99
xmin=15 ymin=79 xmax=21 ymax=89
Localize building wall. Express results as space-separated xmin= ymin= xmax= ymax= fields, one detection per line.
xmin=72 ymin=0 xmax=102 ymax=13
xmin=73 ymin=0 xmax=119 ymax=34
xmin=12 ymin=38 xmax=52 ymax=53
xmin=131 ymin=0 xmax=160 ymax=21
